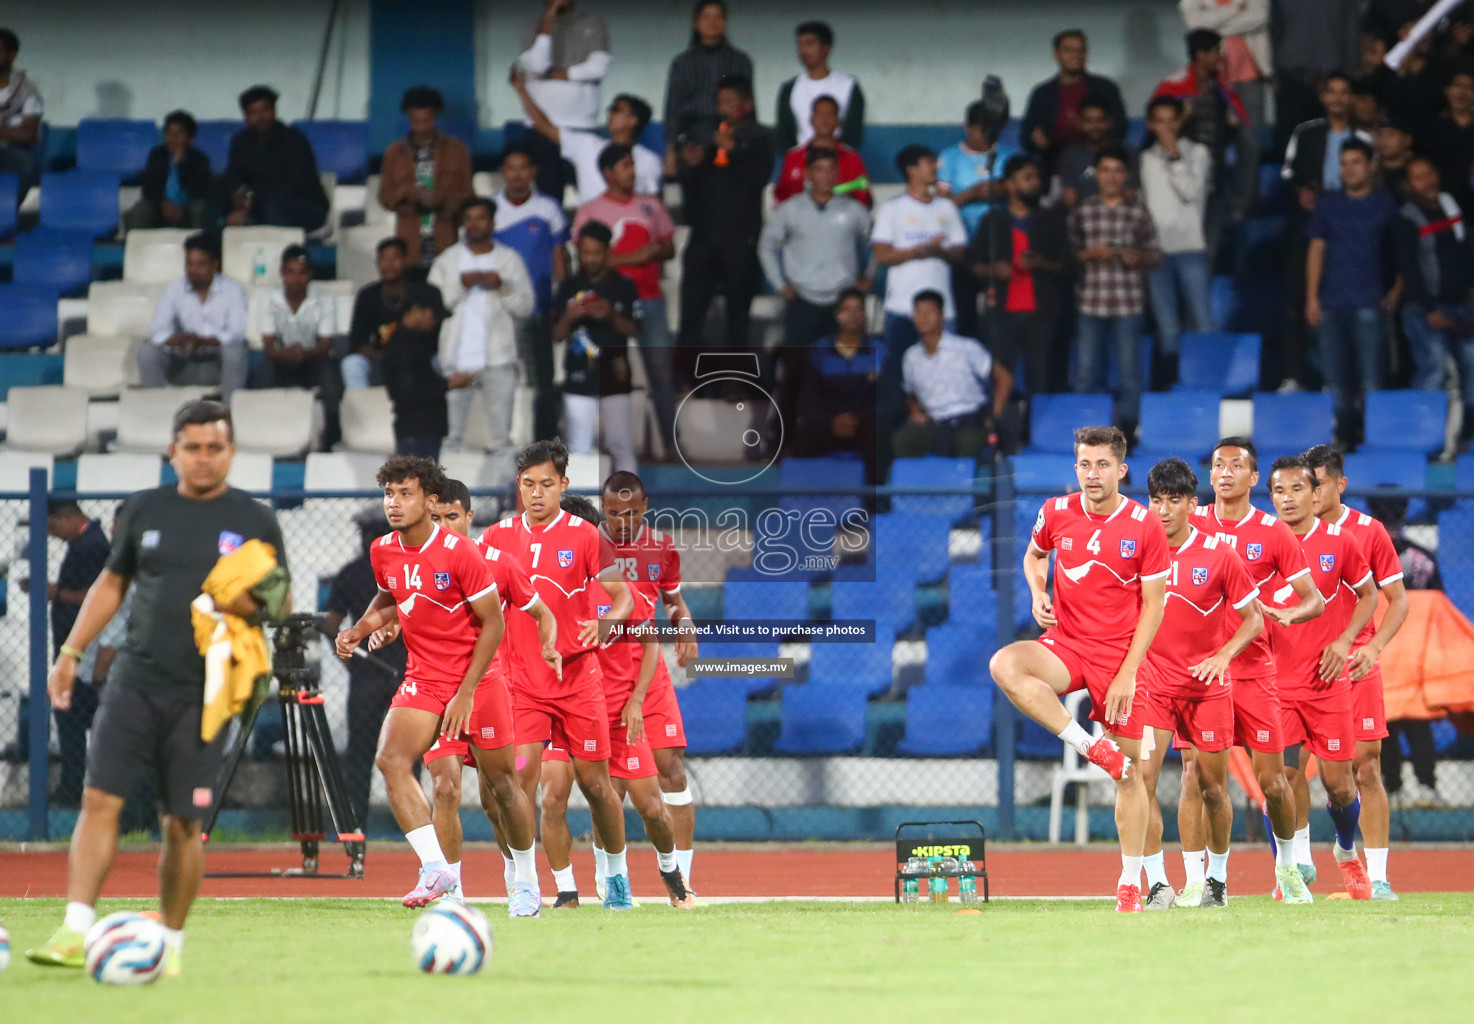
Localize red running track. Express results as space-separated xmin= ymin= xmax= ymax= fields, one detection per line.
xmin=2 ymin=844 xmax=1471 ymax=900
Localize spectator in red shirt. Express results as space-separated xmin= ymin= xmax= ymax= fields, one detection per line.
xmin=773 ymin=95 xmax=872 ymax=208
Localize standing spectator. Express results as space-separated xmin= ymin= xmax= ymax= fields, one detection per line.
xmin=772 ymin=95 xmax=872 ymax=207
xmin=774 ymin=20 xmax=865 ymax=151
xmin=0 ymin=28 xmax=42 ymax=204
xmin=662 ymin=0 xmax=753 ymax=176
xmin=1393 ymin=158 xmax=1474 ymax=452
xmin=1429 ymin=68 xmax=1474 ymax=215
xmin=344 ymin=238 xmax=450 ymax=458
xmin=221 ymin=85 xmax=329 ymax=231
xmin=573 ymin=145 xmax=678 ymax=452
xmin=939 ymin=101 xmax=1015 ymax=339
xmin=140 ymin=234 xmax=248 ymax=399
xmin=1376 ymin=115 xmax=1417 ymax=201
xmin=553 ymin=221 xmax=641 ymax=473
xmin=675 ymin=76 xmax=773 ymax=355
xmin=429 ymin=198 xmax=536 ymax=457
xmin=1306 ymin=139 xmax=1398 ymax=445
xmin=792 ymin=288 xmax=883 ymax=481
xmin=1019 ymin=30 xmax=1128 ymax=176
xmin=1068 ymin=144 xmax=1161 ymax=435
xmin=1271 ymin=0 xmax=1365 ymax=149
xmin=1056 ymin=97 xmax=1139 ymax=209
xmin=759 ymin=147 xmax=872 ymax=351
xmin=260 ymin=245 xmax=343 ymax=449
xmin=123 ymin=110 xmax=211 ymax=231
xmin=1139 ymin=95 xmax=1213 ymax=388
xmin=513 ymin=70 xmax=661 ymax=202
xmin=893 ymin=290 xmax=993 ymax=460
xmin=1180 ymin=0 xmax=1272 ymax=132
xmin=493 ymin=144 xmax=569 ymax=442
xmin=378 ymin=86 xmax=474 ymax=268
xmin=517 ymin=0 xmax=612 ymax=201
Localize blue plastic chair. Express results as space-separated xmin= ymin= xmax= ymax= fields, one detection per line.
xmin=1362 ymin=390 xmax=1447 ymax=454
xmin=75 ymin=118 xmax=158 ymax=178
xmin=774 ymin=684 xmax=869 ymax=754
xmin=1437 ymin=504 xmax=1474 ymax=619
xmin=1175 ymin=332 xmax=1261 ymax=397
xmin=1138 ymin=390 xmax=1221 ymax=463
xmin=1017 ymin=716 xmax=1063 ymax=757
xmin=899 ymin=685 xmax=994 ymax=755
xmin=872 ymin=514 xmax=951 ymax=585
xmin=0 ymin=283 xmax=61 ymax=349
xmin=778 ymin=456 xmax=866 ymax=556
xmin=923 ymin=620 xmax=994 ymax=687
xmin=697 ymin=641 xmax=785 ymax=696
xmin=807 ymin=623 xmax=895 ymax=696
xmin=721 ymin=578 xmax=810 ymax=621
xmin=678 ymin=682 xmax=749 ymax=754
xmin=1233 ymin=215 xmax=1289 ymax=274
xmin=193 ymin=120 xmax=239 ymax=172
xmin=1343 ymin=451 xmax=1428 ymax=491
xmin=13 ymin=231 xmax=94 ymax=296
xmin=1251 ymin=392 xmax=1334 ymax=454
xmin=1007 ymin=453 xmax=1072 ymax=494
xmin=830 ymin=580 xmax=912 ymax=636
xmin=294 ymin=120 xmax=369 ymax=182
xmin=39 ymin=171 xmax=121 ymax=237
xmin=889 ymin=456 xmax=978 ymax=520
xmin=1025 ymin=393 xmax=1114 ymax=454
xmin=1211 ymin=275 xmax=1284 ymax=336
xmin=0 ymin=173 xmax=18 ymax=238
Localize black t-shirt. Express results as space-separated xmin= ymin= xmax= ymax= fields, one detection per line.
xmin=105 ymin=486 xmax=286 ymax=699
xmin=349 ymin=280 xmax=449 ymax=439
xmin=54 ymin=519 xmax=110 ymax=654
xmin=553 ymin=271 xmax=640 ymax=397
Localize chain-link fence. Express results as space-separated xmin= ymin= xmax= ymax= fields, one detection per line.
xmin=2 ymin=470 xmax=1472 ymax=843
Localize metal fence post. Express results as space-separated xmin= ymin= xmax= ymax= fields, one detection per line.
xmin=27 ymin=466 xmax=49 ymax=841
xmin=992 ymin=465 xmax=1016 ymax=839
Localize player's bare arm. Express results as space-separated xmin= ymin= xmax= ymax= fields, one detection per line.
xmin=586 ymin=570 xmax=634 ymax=646
xmin=1260 ymin=572 xmax=1324 ymax=627
xmin=660 ymin=590 xmax=699 ymax=665
xmin=47 ymin=569 xmax=129 ymax=710
xmin=1320 ymin=575 xmax=1378 ymax=682
xmin=337 ymin=590 xmax=396 ymax=660
xmin=1349 ymin=578 xmax=1408 ymax=680
xmin=1190 ymin=596 xmax=1263 ymax=686
xmin=1105 ymin=575 xmax=1165 ymax=724
xmin=1023 ymin=543 xmax=1055 ymax=628
xmin=441 ymin=590 xmax=506 ymax=739
xmin=526 ymin=596 xmax=563 ymax=679
xmin=622 ymin=626 xmax=660 ymax=745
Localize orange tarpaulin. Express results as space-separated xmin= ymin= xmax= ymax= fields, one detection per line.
xmin=1378 ymin=590 xmax=1474 ymax=720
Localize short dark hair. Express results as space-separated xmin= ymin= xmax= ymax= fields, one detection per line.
xmin=1074 ymin=425 xmax=1128 ymax=460
xmin=610 ymin=93 xmax=653 ymax=135
xmin=1187 ymin=28 xmax=1222 ymax=58
xmin=163 ymin=110 xmax=198 ymax=137
xmin=810 ymin=94 xmax=840 ymax=115
xmin=1302 ymin=443 xmax=1346 ymax=479
xmin=238 ymin=84 xmax=279 ymax=111
xmin=501 ymin=141 xmax=538 ymax=167
xmin=602 ymin=470 xmax=646 ymax=498
xmin=1448 ymin=66 xmax=1474 ymax=88
xmin=459 ymin=196 xmax=495 ymax=220
xmin=1318 ymin=70 xmax=1353 ymax=92
xmin=1147 ymin=95 xmax=1183 ymax=118
xmin=1094 ymin=142 xmax=1131 ymax=169
xmin=1053 ymin=29 xmax=1085 ymax=50
xmin=1147 ymin=458 xmax=1199 ymax=499
xmin=517 ymin=438 xmax=570 ymax=477
xmin=280 ymin=243 xmax=310 ymax=269
xmin=1002 ymin=153 xmax=1036 ymax=180
xmin=912 ymin=289 xmax=945 ymax=312
xmin=0 ymin=29 xmax=19 ymax=54
xmin=174 ymin=399 xmax=233 ymax=442
xmin=183 ymin=233 xmax=220 ymax=261
xmin=1340 ymin=137 xmax=1375 ymax=162
xmin=376 ymin=455 xmax=446 ymax=500
xmin=805 ymin=144 xmax=838 ymax=166
xmin=439 ymin=477 xmax=472 ymax=514
xmin=577 ymin=220 xmax=613 ymax=246
xmin=717 ymin=75 xmax=753 ymax=102
xmin=895 ymin=144 xmax=936 ymax=176
xmin=1077 ymin=96 xmax=1112 ymax=118
xmin=400 ymin=85 xmax=444 ymax=113
xmin=795 ymin=20 xmax=833 ymax=47
xmin=835 ymin=286 xmax=867 ymax=308
xmin=965 ymin=100 xmax=993 ymax=133
xmin=561 ymin=493 xmax=603 ymax=524
xmin=598 ymin=143 xmax=633 ymax=176
xmin=376 ymin=236 xmax=408 ymax=256
xmin=47 ymin=499 xmax=84 ymax=518
xmin=1213 ymin=436 xmax=1259 ymax=471
xmin=1269 ymin=455 xmax=1317 ymax=487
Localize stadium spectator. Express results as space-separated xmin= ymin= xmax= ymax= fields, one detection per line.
xmin=1056 ymin=97 xmax=1138 ymax=209
xmin=893 ymin=290 xmax=993 ymax=460
xmin=140 ymin=233 xmax=248 ymax=399
xmin=939 ymin=100 xmax=1015 ymax=339
xmin=1019 ymin=29 xmax=1127 ymax=176
xmin=345 ymin=238 xmax=450 ymax=458
xmin=517 ymin=0 xmax=612 ymax=200
xmin=0 ymin=28 xmax=42 ymax=204
xmin=790 ymin=288 xmax=882 ymax=481
xmin=1139 ymin=95 xmax=1212 ymax=388
xmin=1068 ymin=144 xmax=1161 ymax=435
xmin=1271 ymin=0 xmax=1365 ymax=149
xmin=260 ymin=245 xmax=343 ymax=450
xmin=1306 ymin=138 xmax=1397 ymax=446
xmin=573 ymin=145 xmax=678 ymax=452
xmin=1179 ymin=0 xmax=1272 ymax=132
xmin=429 ymin=197 xmax=536 ymax=457
xmin=758 ymin=147 xmax=872 ymax=350
xmin=378 ymin=86 xmax=474 ymax=268
xmin=123 ymin=110 xmax=211 ymax=231
xmin=774 ymin=20 xmax=865 ymax=151
xmin=1393 ymin=157 xmax=1474 ymax=452
xmin=662 ymin=0 xmax=753 ymax=176
xmin=1376 ymin=115 xmax=1417 ymax=201
xmin=512 ymin=69 xmax=661 ymax=202
xmin=1429 ymin=68 xmax=1474 ymax=214
xmin=675 ymin=75 xmax=773 ymax=355
xmin=493 ymin=144 xmax=569 ymax=442
xmin=553 ymin=221 xmax=640 ymax=473
xmin=772 ymin=95 xmax=872 ymax=207
xmin=221 ymin=85 xmax=330 ymax=231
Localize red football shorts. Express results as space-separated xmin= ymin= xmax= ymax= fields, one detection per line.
xmin=602 ymin=713 xmax=658 ymax=780
xmin=1135 ymin=683 xmax=1234 ymax=752
xmin=540 ymin=743 xmax=570 ymax=763
xmin=511 ymin=651 xmax=611 ymax=761
xmin=1349 ymin=662 xmax=1389 ymax=742
xmin=1035 ymin=631 xmax=1146 ymax=740
xmin=1231 ymin=674 xmax=1286 ymax=753
xmin=642 ymin=673 xmax=686 ymax=750
xmin=1280 ymin=685 xmax=1355 ymax=761
xmin=415 ymin=672 xmax=517 ymax=766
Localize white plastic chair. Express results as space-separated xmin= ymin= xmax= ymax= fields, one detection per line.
xmin=1 ymin=386 xmax=90 ymax=456
xmin=63 ymin=334 xmax=137 ymax=397
xmin=304 ymin=451 xmax=384 ymax=492
xmin=86 ymin=280 xmax=163 ymax=339
xmin=226 ymin=451 xmax=275 ymax=492
xmin=110 ymin=387 xmax=213 ymax=454
xmin=0 ymin=450 xmax=55 ymax=490
xmin=338 ymin=387 xmax=395 ymax=454
xmin=335 ymin=224 xmax=383 ymax=292
xmin=76 ymin=452 xmax=164 ymax=492
xmin=122 ymin=228 xmax=190 ymax=283
xmin=231 ymin=389 xmax=316 ymax=457
xmin=221 ymin=226 xmax=305 ymax=287
xmin=1048 ymin=690 xmax=1110 ymax=845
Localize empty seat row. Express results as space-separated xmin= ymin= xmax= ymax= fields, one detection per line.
xmin=73 ymin=117 xmax=370 ymax=183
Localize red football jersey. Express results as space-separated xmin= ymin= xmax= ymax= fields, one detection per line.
xmin=1327 ymin=504 xmax=1403 ymax=649
xmin=476 ymin=538 xmax=542 ymax=684
xmin=1193 ymin=502 xmax=1311 ymax=679
xmin=1031 ymin=493 xmax=1171 ymax=646
xmin=370 ymin=525 xmax=498 ymax=685
xmin=592 ymin=580 xmax=659 ymax=705
xmin=1266 ymin=519 xmax=1372 ymax=698
xmin=1146 ymin=528 xmax=1260 ymax=695
xmin=602 ymin=523 xmax=683 ymax=605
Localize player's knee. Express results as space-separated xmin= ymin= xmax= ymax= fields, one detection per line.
xmin=1198 ymin=775 xmax=1228 ymax=808
xmin=374 ymin=746 xmax=410 ymax=777
xmin=658 ymin=762 xmax=688 ymax=792
xmin=1354 ymin=757 xmax=1382 ymax=788
xmin=431 ymin=770 xmax=461 ymax=806
xmin=159 ymin=814 xmax=200 ymax=842
xmin=1258 ymin=768 xmax=1287 ymax=798
xmin=988 ymin=648 xmax=1020 ymax=688
xmin=80 ymin=787 xmax=123 ymax=818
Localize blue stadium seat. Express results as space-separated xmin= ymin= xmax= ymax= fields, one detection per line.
xmin=1343 ymin=451 xmax=1428 ymax=491
xmin=1437 ymin=504 xmax=1474 ymax=618
xmin=872 ymin=514 xmax=951 ymax=585
xmin=1249 ymin=451 xmax=1297 ymax=493
xmin=807 ymin=623 xmax=895 ymax=696
xmin=945 ymin=565 xmax=998 ymax=634
xmin=0 ymin=284 xmax=61 ymax=349
xmin=778 ymin=456 xmax=866 ymax=555
xmin=923 ymin=620 xmax=993 ymax=687
xmin=1026 ymin=393 xmax=1114 ymax=454
xmin=899 ymin=685 xmax=994 ymax=755
xmin=1137 ymin=390 xmax=1221 ymax=463
xmin=1234 ymin=215 xmax=1289 ymax=274
xmin=193 ymin=120 xmax=239 ymax=171
xmin=1456 ymin=454 xmax=1474 ymax=491
xmin=1256 ymin=164 xmax=1288 ymax=209
xmin=1211 ymin=275 xmax=1284 ymax=336
xmin=0 ymin=173 xmax=17 ymax=238
xmin=889 ymin=456 xmax=978 ymax=520
xmin=698 ymin=642 xmax=784 ymax=696
xmin=721 ymin=578 xmax=810 ymax=621
xmin=830 ymin=581 xmax=912 ymax=635
xmin=1017 ymin=716 xmax=1062 ymax=757
xmin=13 ymin=231 xmax=94 ymax=296
xmin=1175 ymin=332 xmax=1261 ymax=396
xmin=774 ymin=683 xmax=869 ymax=753
xmin=1007 ymin=453 xmax=1072 ymax=494
xmin=294 ymin=120 xmax=369 ymax=182
xmin=1251 ymin=392 xmax=1334 ymax=454
xmin=39 ymin=171 xmax=121 ymax=237
xmin=1362 ymin=390 xmax=1447 ymax=454
xmin=75 ymin=118 xmax=158 ymax=178
xmin=678 ymin=681 xmax=749 ymax=754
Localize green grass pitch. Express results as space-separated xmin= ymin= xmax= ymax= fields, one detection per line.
xmin=2 ymin=896 xmax=1472 ymax=1022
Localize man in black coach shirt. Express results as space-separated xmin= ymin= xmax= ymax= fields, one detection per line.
xmin=28 ymin=400 xmax=287 ymax=975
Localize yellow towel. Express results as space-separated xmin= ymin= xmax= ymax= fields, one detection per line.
xmin=191 ymin=539 xmax=279 ymax=742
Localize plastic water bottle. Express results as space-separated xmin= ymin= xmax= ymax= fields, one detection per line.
xmin=927 ymin=856 xmax=950 ymax=903
xmin=958 ymin=859 xmax=978 ymax=903
xmin=253 ymin=247 xmax=267 ymax=284
xmin=901 ymin=857 xmax=925 ymax=904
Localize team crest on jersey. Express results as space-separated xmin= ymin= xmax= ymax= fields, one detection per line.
xmin=1246 ymin=542 xmax=1263 ymax=561
xmin=218 ymin=530 xmax=244 ymax=555
xmin=1192 ymin=567 xmax=1209 ymax=585
xmin=434 ymin=571 xmax=451 ymax=590
xmin=597 ymin=604 xmax=612 ymax=618
xmin=141 ymin=529 xmax=161 ymax=549
xmin=558 ymin=549 xmax=575 ymax=568
xmin=1120 ymin=539 xmax=1137 ymax=558
xmin=1320 ymin=553 xmax=1336 ymax=572
xmin=648 ymin=563 xmax=662 ymax=581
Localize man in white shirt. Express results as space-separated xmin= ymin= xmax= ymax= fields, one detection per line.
xmin=261 ymin=244 xmax=342 ymax=448
xmin=428 ymin=198 xmax=536 ymax=460
xmin=517 ymin=0 xmax=612 ymax=200
xmin=774 ymin=21 xmax=865 ymax=151
xmin=894 ymin=290 xmax=993 ymax=459
xmin=513 ymin=68 xmax=661 ymax=203
xmin=140 ymin=234 xmax=249 ymax=398
xmin=0 ymin=28 xmax=43 ymax=202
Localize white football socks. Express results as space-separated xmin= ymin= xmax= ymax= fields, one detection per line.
xmin=64 ymin=901 xmax=96 ymax=935
xmin=405 ymin=824 xmax=447 ymax=869
xmin=1333 ymin=840 xmax=1358 ymax=863
xmin=593 ymin=845 xmax=608 ymax=880
xmin=447 ymin=861 xmax=461 ymax=884
xmin=1182 ymin=850 xmax=1206 ymax=885
xmin=510 ymin=846 xmax=537 ymax=885
xmin=656 ymin=848 xmax=678 ymax=873
xmin=1365 ymin=847 xmax=1389 ymax=883
xmin=1206 ymin=849 xmax=1229 ymax=883
xmin=1056 ymin=721 xmax=1094 ymax=757
xmin=675 ymin=848 xmax=694 ymax=886
xmin=502 ymin=854 xmax=516 ymax=886
xmin=606 ymin=846 xmax=628 ymax=878
xmin=1118 ymin=854 xmax=1143 ymax=888
xmin=162 ymin=927 xmax=183 ymax=955
xmin=551 ymin=865 xmax=576 ymax=893
xmin=1274 ymin=834 xmax=1296 ymax=867
xmin=1292 ymin=825 xmax=1312 ymax=865
xmin=1143 ymin=851 xmax=1169 ymax=888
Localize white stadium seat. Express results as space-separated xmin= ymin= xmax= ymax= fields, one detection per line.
xmin=231 ymin=388 xmax=316 ymax=457
xmin=672 ymin=398 xmax=751 ymax=463
xmin=311 ymin=278 xmax=356 ymax=335
xmin=439 ymin=451 xmax=514 ymax=491
xmin=336 ymin=224 xmax=384 ymax=292
xmin=566 ymin=453 xmax=608 ymax=492
xmin=226 ymin=451 xmax=275 ymax=492
xmin=76 ymin=452 xmax=164 ymax=492
xmin=110 ymin=387 xmax=214 ymax=454
xmin=362 ymin=174 xmax=393 ymax=226
xmin=86 ymin=280 xmax=163 ymax=339
xmin=0 ymin=451 xmax=55 ymax=491
xmin=221 ymin=226 xmax=305 ymax=287
xmin=338 ymin=387 xmax=395 ymax=454
xmin=122 ymin=228 xmax=190 ymax=283
xmin=2 ymin=386 xmax=90 ymax=456
xmin=304 ymin=451 xmax=384 ymax=492
xmin=63 ymin=333 xmax=138 ymax=397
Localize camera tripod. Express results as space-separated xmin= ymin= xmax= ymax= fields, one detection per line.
xmin=202 ymin=614 xmax=379 ymax=879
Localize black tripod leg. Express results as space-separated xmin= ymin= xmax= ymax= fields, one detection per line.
xmin=281 ymin=693 xmax=320 ymax=871
xmin=299 ymin=699 xmax=366 ymax=876
xmin=202 ymin=698 xmax=266 ymax=840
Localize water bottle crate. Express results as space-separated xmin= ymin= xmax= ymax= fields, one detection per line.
xmin=892 ymin=819 xmax=989 ymax=904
